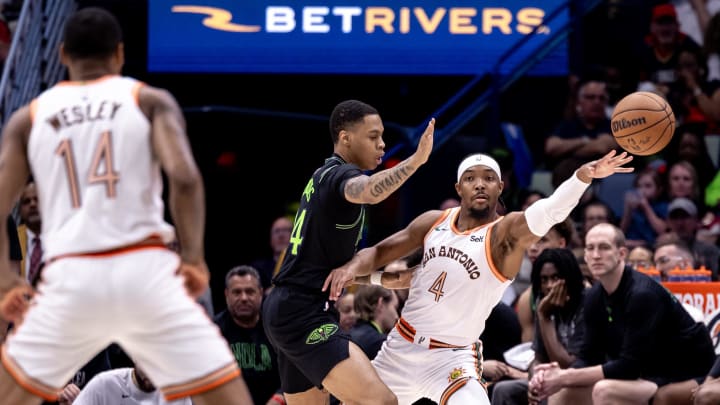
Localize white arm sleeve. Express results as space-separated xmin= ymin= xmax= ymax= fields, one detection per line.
xmin=524 ymin=171 xmax=590 ymax=237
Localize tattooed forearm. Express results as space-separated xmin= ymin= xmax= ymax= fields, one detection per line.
xmin=369 ymin=162 xmax=415 ymax=198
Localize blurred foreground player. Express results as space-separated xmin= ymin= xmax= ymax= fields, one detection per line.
xmin=0 ymin=7 xmax=251 ymax=405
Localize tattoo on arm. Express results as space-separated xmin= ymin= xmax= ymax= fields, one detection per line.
xmin=346 ymin=180 xmax=365 ymax=200
xmin=370 ymin=162 xmax=415 ymax=198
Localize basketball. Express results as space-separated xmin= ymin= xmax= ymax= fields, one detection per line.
xmin=610 ymin=91 xmax=675 ymax=156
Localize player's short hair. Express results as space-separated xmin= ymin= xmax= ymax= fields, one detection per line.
xmin=329 ymin=100 xmax=379 ymax=144
xmin=62 ymin=7 xmax=122 ymax=59
xmin=225 ymin=265 xmax=262 ymax=290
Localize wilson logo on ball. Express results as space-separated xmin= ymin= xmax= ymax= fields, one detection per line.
xmin=610 ymin=91 xmax=675 ymax=156
xmin=612 ymin=117 xmax=647 ymax=132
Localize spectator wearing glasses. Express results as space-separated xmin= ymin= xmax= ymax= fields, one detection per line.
xmin=664 ymin=197 xmax=720 ymax=279
xmin=653 ymin=239 xmax=696 ymax=281
xmin=627 ymin=246 xmax=655 ymax=270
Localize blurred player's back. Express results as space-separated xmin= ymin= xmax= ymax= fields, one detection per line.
xmin=0 ymin=7 xmax=253 ymax=404
xmin=29 ymin=76 xmax=174 ymax=260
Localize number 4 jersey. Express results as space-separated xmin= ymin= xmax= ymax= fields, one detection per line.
xmin=400 ymin=207 xmax=512 ymax=347
xmin=27 ymin=75 xmax=175 ymax=260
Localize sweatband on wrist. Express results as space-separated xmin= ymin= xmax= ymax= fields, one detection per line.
xmin=370 ymin=271 xmax=383 ymax=286
xmin=524 ymin=170 xmax=590 ymax=237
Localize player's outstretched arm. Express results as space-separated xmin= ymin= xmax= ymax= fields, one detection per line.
xmin=344 ymin=118 xmax=435 ymax=205
xmin=353 ymin=266 xmax=418 ymax=289
xmin=494 ymin=151 xmax=634 ymax=279
xmin=323 ymin=210 xmax=439 ymax=299
xmin=519 ymin=150 xmax=633 ymax=240
xmin=141 ymin=86 xmax=209 ymax=297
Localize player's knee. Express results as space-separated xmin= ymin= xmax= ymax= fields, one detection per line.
xmin=591 ymin=379 xmax=614 ymax=403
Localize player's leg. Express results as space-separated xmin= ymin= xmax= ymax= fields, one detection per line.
xmin=321 ymin=341 xmax=396 ymax=405
xmin=188 ymin=377 xmax=253 ymax=405
xmin=591 ymin=379 xmax=657 ymax=405
xmin=694 ymin=378 xmax=720 ymax=405
xmin=262 ymin=286 xmax=396 ymax=405
xmin=261 ymin=286 xmax=332 ymax=404
xmin=424 ymin=342 xmax=485 ymax=405
xmin=271 ymin=343 xmax=331 ymax=405
xmin=115 ymin=248 xmax=251 ymax=404
xmin=283 ymin=387 xmax=331 ymax=405
xmin=652 ymin=379 xmax=699 ymax=405
xmin=0 ymin=259 xmax=116 ymax=404
xmin=441 ymin=378 xmax=489 ymax=405
xmin=0 ymin=363 xmax=43 ymax=405
xmin=371 ymin=330 xmax=434 ymax=405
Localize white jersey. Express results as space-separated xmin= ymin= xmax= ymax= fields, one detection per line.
xmin=73 ymin=368 xmax=191 ymax=405
xmin=27 ymin=75 xmax=174 ymax=260
xmin=399 ymin=207 xmax=512 ymax=346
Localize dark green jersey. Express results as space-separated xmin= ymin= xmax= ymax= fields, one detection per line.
xmin=273 ymin=154 xmax=366 ymax=293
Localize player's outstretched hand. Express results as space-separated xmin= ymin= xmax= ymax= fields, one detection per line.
xmin=411 ymin=118 xmax=435 ymax=166
xmin=0 ymin=284 xmax=33 ymax=325
xmin=178 ymin=261 xmax=210 ymax=299
xmin=322 ymin=266 xmax=355 ymax=301
xmin=579 ymin=150 xmax=634 ymax=180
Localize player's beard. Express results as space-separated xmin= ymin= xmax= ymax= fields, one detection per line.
xmin=469 ymin=205 xmax=490 ymax=219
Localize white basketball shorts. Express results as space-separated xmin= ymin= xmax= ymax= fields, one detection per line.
xmin=372 ymin=327 xmax=486 ymax=405
xmin=2 ymin=245 xmax=238 ymax=402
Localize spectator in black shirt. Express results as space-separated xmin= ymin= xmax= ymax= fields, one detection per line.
xmin=529 ymin=223 xmax=714 ymax=404
xmin=214 ymin=265 xmax=282 ymax=405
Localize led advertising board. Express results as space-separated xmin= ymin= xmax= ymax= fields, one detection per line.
xmin=148 ymin=0 xmax=569 ymax=75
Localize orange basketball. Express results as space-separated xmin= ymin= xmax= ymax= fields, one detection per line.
xmin=610 ymin=91 xmax=675 ymax=156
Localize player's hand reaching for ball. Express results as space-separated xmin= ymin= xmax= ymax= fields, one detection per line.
xmin=178 ymin=261 xmax=210 ymax=299
xmin=576 ymin=150 xmax=634 ymax=183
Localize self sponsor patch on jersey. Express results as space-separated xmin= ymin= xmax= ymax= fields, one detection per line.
xmin=306 ymin=324 xmax=339 ymax=345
